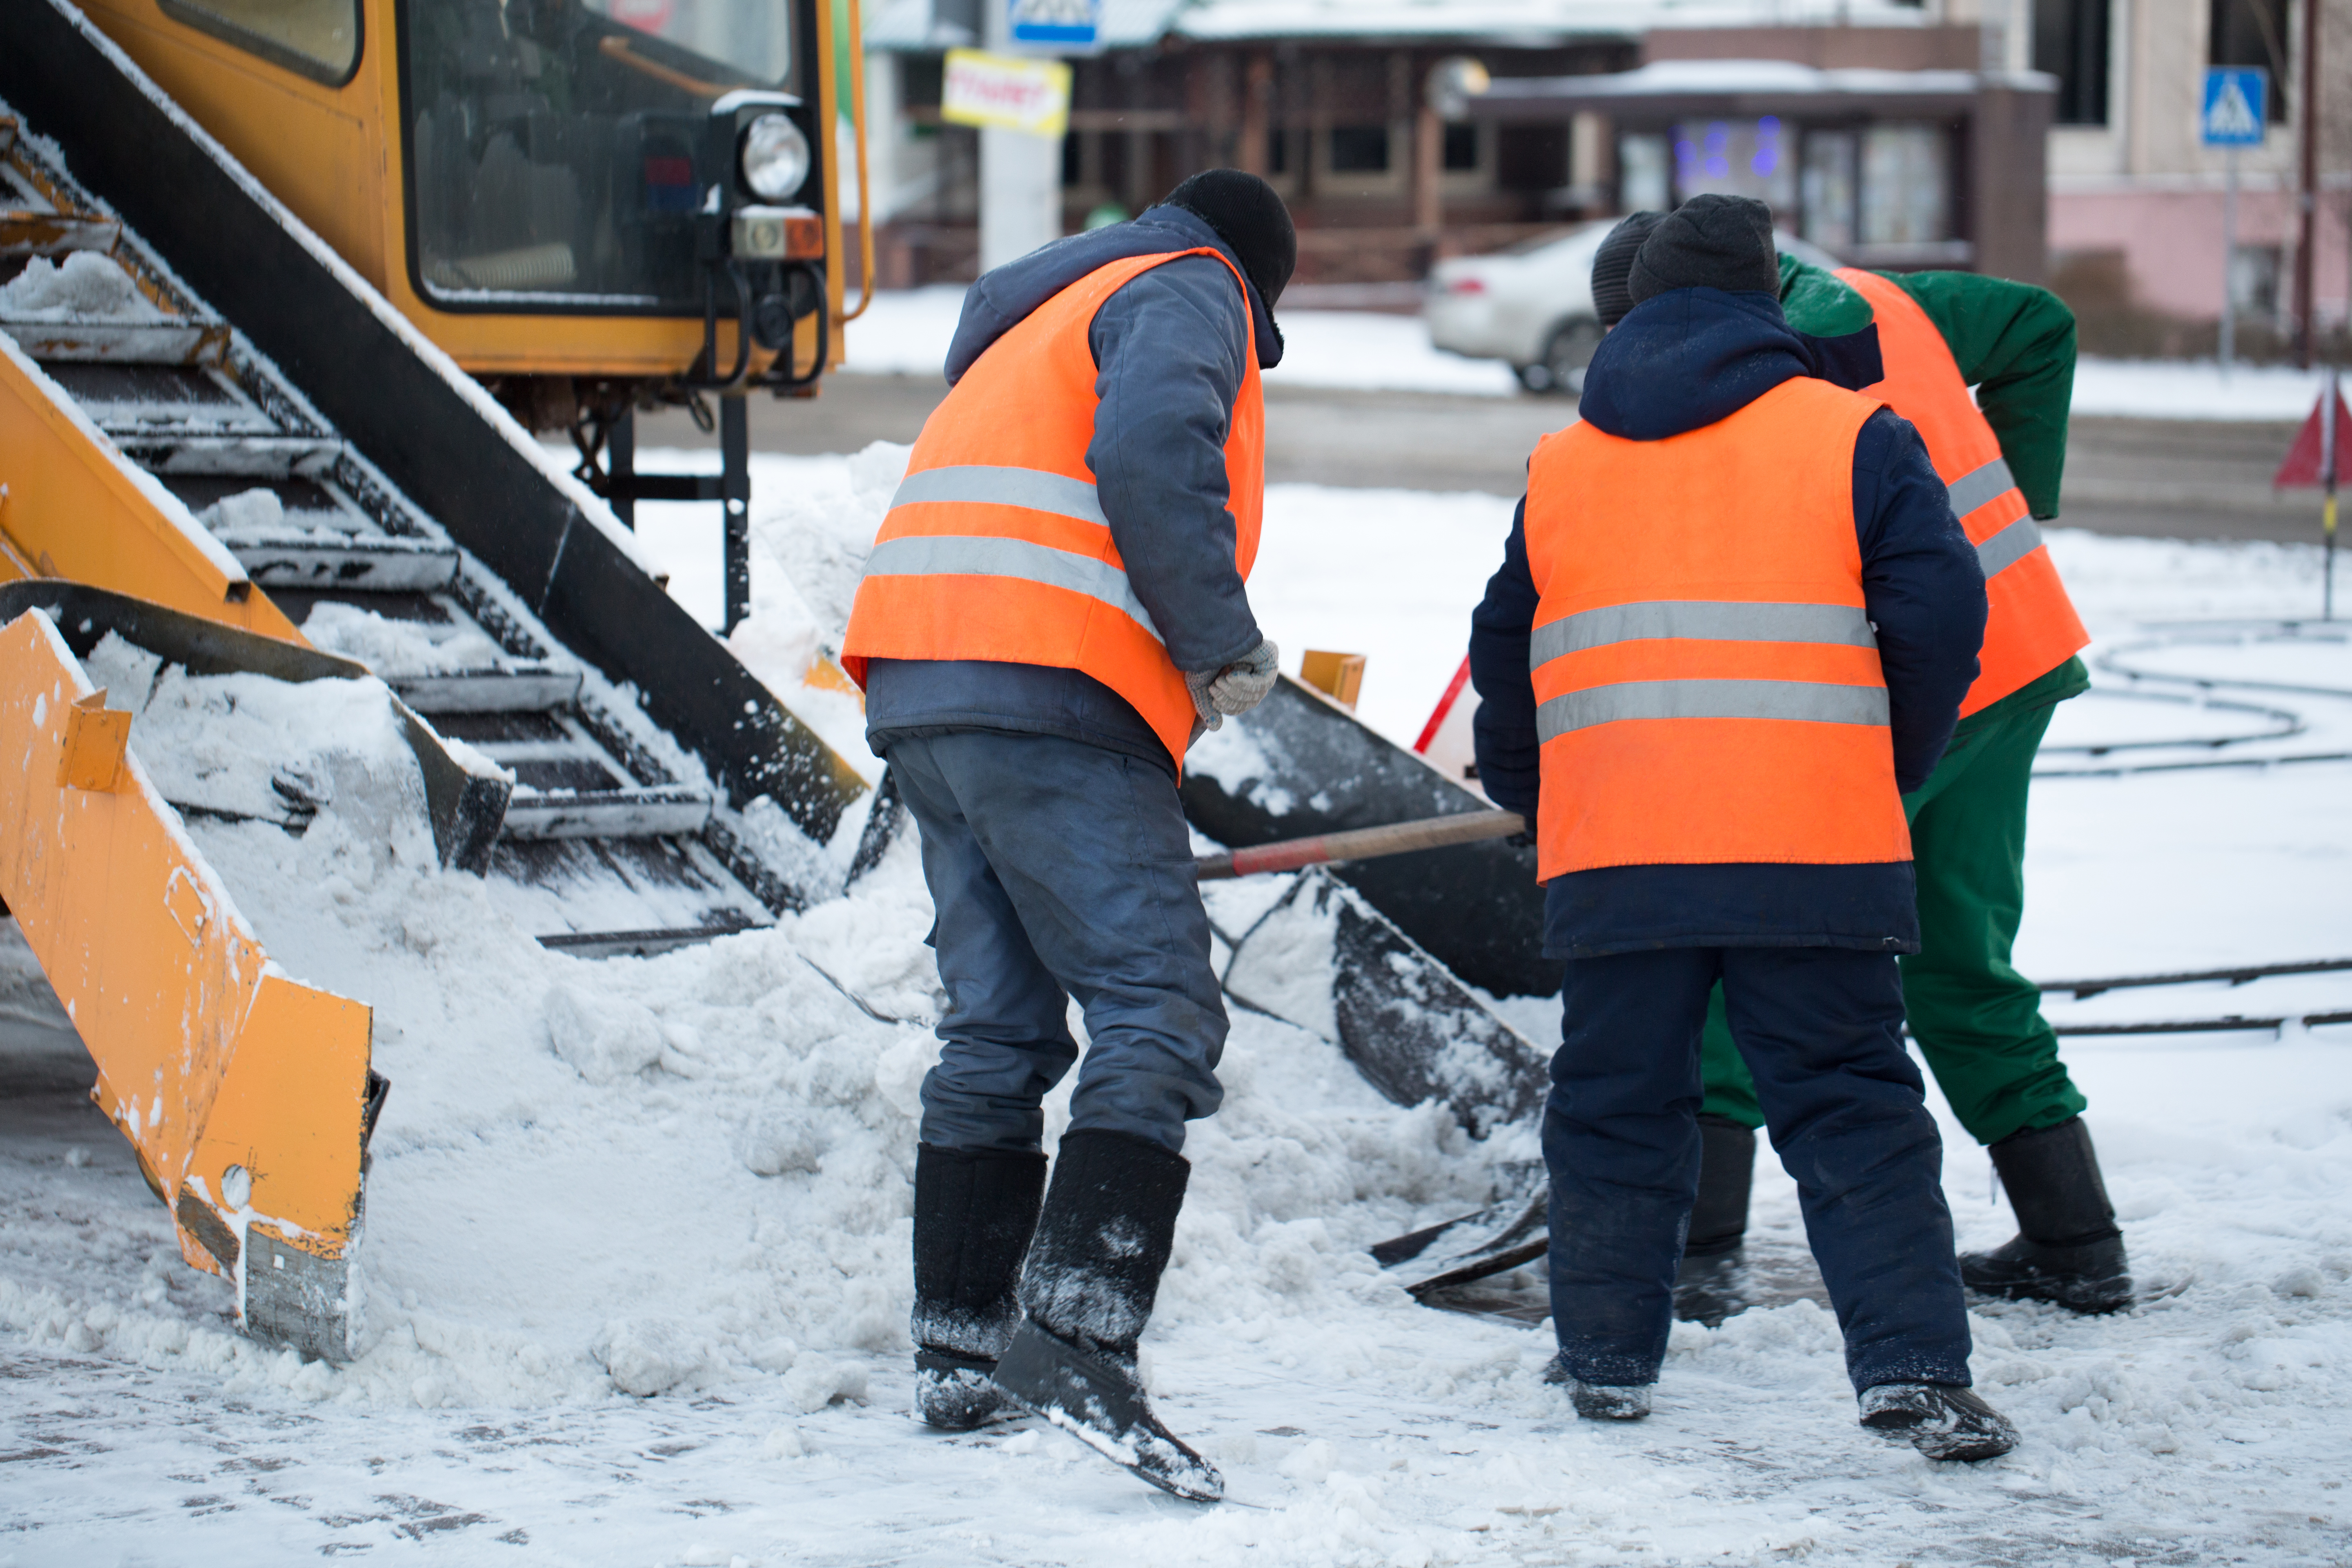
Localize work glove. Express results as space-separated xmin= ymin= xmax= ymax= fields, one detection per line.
xmin=1185 ymin=638 xmax=1281 ymax=731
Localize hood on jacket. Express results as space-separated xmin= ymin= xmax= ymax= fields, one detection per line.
xmin=1577 ymin=286 xmax=1870 ymax=441
xmin=943 ymin=205 xmax=1283 ymax=385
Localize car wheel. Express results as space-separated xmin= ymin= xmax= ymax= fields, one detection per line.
xmin=1533 ymin=318 xmax=1604 ymax=395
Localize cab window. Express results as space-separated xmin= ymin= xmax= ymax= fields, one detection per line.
xmin=403 ymin=0 xmax=796 ymax=310
xmin=160 ymin=0 xmax=362 ymax=84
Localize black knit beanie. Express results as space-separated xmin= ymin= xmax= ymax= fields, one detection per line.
xmin=1163 ymin=169 xmax=1297 ymax=312
xmin=1590 ymin=211 xmax=1663 ymax=328
xmin=1627 ymin=193 xmax=1780 ymax=305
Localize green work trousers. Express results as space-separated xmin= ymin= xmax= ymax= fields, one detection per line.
xmin=1699 ymin=662 xmax=2090 ymax=1147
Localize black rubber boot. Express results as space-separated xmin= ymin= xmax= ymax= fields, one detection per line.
xmin=1960 ymin=1118 xmax=2132 ymax=1314
xmin=1673 ymin=1116 xmax=1757 ymax=1325
xmin=991 ymin=1129 xmax=1223 ymax=1502
xmin=1860 ymin=1382 xmax=2019 ymax=1461
xmin=1542 ymin=1353 xmax=1651 ymax=1419
xmin=911 ymin=1144 xmax=1047 ymax=1430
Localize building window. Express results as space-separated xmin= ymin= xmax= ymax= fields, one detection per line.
xmin=2035 ymin=0 xmax=2111 ymax=125
xmin=1268 ymin=128 xmax=1289 ymax=175
xmin=1498 ymin=124 xmax=1569 ymax=192
xmin=1800 ymin=129 xmax=1858 ymax=252
xmin=1329 ymin=126 xmax=1392 ymax=174
xmin=1670 ymin=118 xmax=1797 ymax=218
xmin=1619 ymin=131 xmax=1669 ymax=212
xmin=1859 ymin=124 xmax=1951 ymax=246
xmin=1443 ymin=123 xmax=1480 ymax=172
xmin=2210 ymin=0 xmax=2291 ymax=120
xmin=2232 ymin=245 xmax=2283 ymax=318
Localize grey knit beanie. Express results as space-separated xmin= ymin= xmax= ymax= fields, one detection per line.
xmin=1590 ymin=212 xmax=1663 ymax=328
xmin=1626 ymin=194 xmax=1780 ymax=304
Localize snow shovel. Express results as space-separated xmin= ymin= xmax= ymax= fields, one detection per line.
xmin=1218 ymin=866 xmax=1548 ymax=1140
xmin=1180 ymin=675 xmax=1552 ymax=998
xmin=1199 ymin=811 xmax=1558 ymax=1290
xmin=1196 ymin=807 xmax=1524 ymax=880
xmin=1370 ymin=1174 xmax=1550 ymax=1296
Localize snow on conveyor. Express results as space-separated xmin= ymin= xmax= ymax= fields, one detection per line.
xmin=4 ymin=474 xmax=2352 ymax=1564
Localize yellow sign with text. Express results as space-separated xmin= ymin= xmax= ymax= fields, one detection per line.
xmin=941 ymin=48 xmax=1073 ymax=138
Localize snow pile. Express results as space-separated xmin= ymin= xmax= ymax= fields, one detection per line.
xmin=838 ymin=290 xmax=2334 ymax=419
xmin=299 ymin=599 xmax=508 ymax=675
xmin=0 ymin=919 xmax=69 ymax=1030
xmin=83 ymin=632 xmax=419 ymax=826
xmin=2073 ymin=357 xmax=2329 ymax=423
xmin=841 ymin=286 xmax=1519 ymax=396
xmin=196 ymin=486 xmax=288 ymax=537
xmin=195 ymin=485 xmax=360 ymax=543
xmin=0 ymin=747 xmax=1496 ymax=1414
xmin=0 ymin=250 xmax=167 ymax=323
xmin=7 ymin=478 xmax=2352 ymax=1558
xmin=1268 ymin=309 xmax=1521 ymax=396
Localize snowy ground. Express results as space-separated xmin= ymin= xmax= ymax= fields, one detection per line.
xmin=841 ymin=285 xmax=2336 ymax=421
xmin=4 ymin=457 xmax=2352 ymax=1564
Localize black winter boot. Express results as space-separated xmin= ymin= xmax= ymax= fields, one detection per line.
xmin=991 ymin=1129 xmax=1223 ymax=1502
xmin=1673 ymin=1116 xmax=1757 ymax=1326
xmin=1960 ymin=1118 xmax=2132 ymax=1314
xmin=1860 ymin=1382 xmax=2018 ymax=1461
xmin=911 ymin=1144 xmax=1047 ymax=1430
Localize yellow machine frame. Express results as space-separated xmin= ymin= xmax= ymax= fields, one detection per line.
xmin=75 ymin=0 xmax=869 ymax=380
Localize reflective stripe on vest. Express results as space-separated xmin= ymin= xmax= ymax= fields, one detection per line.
xmin=1531 ymin=599 xmax=1887 ymax=742
xmin=1529 ymin=599 xmax=1877 ymax=665
xmin=861 ymin=531 xmax=1164 ymax=643
xmin=1942 ymin=457 xmax=2045 ymax=579
xmin=838 ymin=246 xmax=1265 ymax=773
xmin=1521 ymin=376 xmax=1912 ymax=879
xmin=890 ymin=464 xmax=1111 ymax=526
xmin=1836 ymin=268 xmax=2088 ymax=714
xmin=1537 ymin=678 xmax=1889 ymax=741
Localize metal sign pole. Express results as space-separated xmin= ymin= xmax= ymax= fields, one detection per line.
xmin=2326 ymin=367 xmax=2340 ymax=620
xmin=2221 ymin=145 xmax=2240 ymax=375
xmin=2203 ymin=68 xmax=2266 ymax=376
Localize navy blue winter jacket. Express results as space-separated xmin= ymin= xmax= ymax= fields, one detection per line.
xmin=864 ymin=205 xmax=1279 ymax=774
xmin=1469 ymin=287 xmax=1987 ymax=959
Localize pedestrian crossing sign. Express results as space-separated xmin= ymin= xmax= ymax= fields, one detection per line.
xmin=2202 ymin=69 xmax=2267 ymax=147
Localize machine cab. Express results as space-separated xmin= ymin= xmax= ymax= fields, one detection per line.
xmin=81 ymin=0 xmax=843 ymax=386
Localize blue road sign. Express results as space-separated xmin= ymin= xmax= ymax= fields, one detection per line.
xmin=2202 ymin=68 xmax=2268 ymax=147
xmin=1009 ymin=0 xmax=1098 ymax=48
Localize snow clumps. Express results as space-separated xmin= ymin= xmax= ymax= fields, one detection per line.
xmin=0 ymin=251 xmax=167 ymax=322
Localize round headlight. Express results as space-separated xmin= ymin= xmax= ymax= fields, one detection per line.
xmin=739 ymin=113 xmax=811 ymax=201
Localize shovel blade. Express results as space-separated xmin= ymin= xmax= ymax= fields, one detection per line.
xmin=1221 ymin=868 xmax=1548 ymax=1140
xmin=1374 ymin=1180 xmax=1551 ymax=1296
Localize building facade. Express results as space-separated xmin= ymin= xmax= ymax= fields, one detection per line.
xmin=860 ymin=0 xmax=2336 ymax=351
xmin=1989 ymin=0 xmax=2352 ymax=353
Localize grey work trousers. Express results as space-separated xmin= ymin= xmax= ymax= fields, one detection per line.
xmin=887 ymin=729 xmax=1227 ymax=1156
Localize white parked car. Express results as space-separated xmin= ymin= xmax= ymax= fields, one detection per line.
xmin=1425 ymin=223 xmax=1844 ymax=394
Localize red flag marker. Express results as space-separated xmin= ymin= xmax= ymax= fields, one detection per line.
xmin=2275 ymin=372 xmax=2347 ymax=619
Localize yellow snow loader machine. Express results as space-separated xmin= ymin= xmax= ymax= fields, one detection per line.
xmin=0 ymin=0 xmax=873 ymax=1361
xmin=76 ymin=0 xmax=874 ymax=631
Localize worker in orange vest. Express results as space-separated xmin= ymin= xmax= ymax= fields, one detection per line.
xmin=1675 ymin=257 xmax=2125 ymax=1321
xmin=840 ymin=171 xmax=1293 ymax=1503
xmin=1469 ymin=196 xmax=2016 ymax=1459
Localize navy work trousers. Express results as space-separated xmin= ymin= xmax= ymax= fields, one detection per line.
xmin=1546 ymin=945 xmax=1972 ymax=1393
xmin=888 ymin=730 xmax=1227 ymax=1156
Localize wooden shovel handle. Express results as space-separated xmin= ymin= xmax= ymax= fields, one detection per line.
xmin=1196 ymin=808 xmax=1525 ymax=880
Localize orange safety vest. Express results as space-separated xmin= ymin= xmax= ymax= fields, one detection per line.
xmin=1525 ymin=377 xmax=1912 ymax=881
xmin=1837 ymin=268 xmax=2088 ymax=715
xmin=840 ymin=249 xmax=1264 ymax=771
